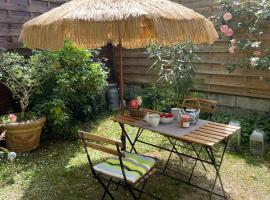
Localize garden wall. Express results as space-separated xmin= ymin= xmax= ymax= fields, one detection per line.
xmin=112 ymin=0 xmax=270 ymax=113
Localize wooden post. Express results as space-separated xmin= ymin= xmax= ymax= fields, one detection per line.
xmin=119 ymin=39 xmax=124 ymax=115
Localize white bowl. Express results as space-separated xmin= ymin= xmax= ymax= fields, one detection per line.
xmin=160 ymin=117 xmax=174 ymax=124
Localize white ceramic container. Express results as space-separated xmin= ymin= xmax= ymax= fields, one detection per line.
xmin=147 ymin=114 xmax=160 ymax=127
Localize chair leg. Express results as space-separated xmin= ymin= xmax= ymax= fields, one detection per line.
xmin=96 ymin=177 xmax=115 ymax=200
xmin=114 ymin=181 xmax=121 ymax=191
xmin=138 ymin=181 xmax=147 ymax=200
xmin=127 ymin=186 xmax=138 ymax=200
xmin=101 ymin=178 xmax=113 ymax=200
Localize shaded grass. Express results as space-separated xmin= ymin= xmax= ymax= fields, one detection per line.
xmin=0 ymin=114 xmax=270 ymax=200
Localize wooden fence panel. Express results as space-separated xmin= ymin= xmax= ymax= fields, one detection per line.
xmin=0 ymin=0 xmax=63 ymax=114
xmin=0 ymin=0 xmax=62 ymax=49
xmin=113 ymin=0 xmax=270 ymax=100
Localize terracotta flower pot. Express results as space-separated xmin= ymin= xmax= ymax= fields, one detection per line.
xmin=0 ymin=116 xmax=46 ymax=153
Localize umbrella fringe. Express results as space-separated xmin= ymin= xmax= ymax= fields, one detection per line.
xmin=20 ymin=17 xmax=218 ymax=51
xmin=19 ymin=0 xmax=219 ymax=51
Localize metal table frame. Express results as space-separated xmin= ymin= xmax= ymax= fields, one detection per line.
xmin=114 ymin=115 xmax=240 ymax=200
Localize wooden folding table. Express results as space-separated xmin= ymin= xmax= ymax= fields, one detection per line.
xmin=113 ymin=111 xmax=240 ymax=200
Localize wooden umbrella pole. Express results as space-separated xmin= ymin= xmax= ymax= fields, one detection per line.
xmin=119 ymin=38 xmax=124 ymax=115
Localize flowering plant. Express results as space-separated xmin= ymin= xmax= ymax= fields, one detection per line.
xmin=0 ymin=49 xmax=59 ymax=119
xmin=211 ymin=0 xmax=270 ymax=72
xmin=129 ymin=96 xmax=143 ymax=110
xmin=0 ymin=114 xmax=17 ymax=124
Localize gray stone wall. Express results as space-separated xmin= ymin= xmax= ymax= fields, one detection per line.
xmin=124 ymin=83 xmax=270 ymax=113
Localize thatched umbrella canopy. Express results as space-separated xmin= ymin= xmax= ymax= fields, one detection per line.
xmin=20 ymin=0 xmax=218 ymax=113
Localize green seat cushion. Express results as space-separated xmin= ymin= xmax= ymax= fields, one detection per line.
xmin=93 ymin=152 xmax=156 ymax=183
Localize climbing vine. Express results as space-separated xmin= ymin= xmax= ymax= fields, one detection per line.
xmin=211 ymin=0 xmax=270 ymax=72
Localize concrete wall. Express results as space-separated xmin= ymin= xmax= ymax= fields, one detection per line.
xmin=123 ymin=83 xmax=270 ymax=113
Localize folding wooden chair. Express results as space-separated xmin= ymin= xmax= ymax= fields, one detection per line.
xmin=182 ymin=96 xmax=217 ymax=119
xmin=78 ymin=130 xmax=160 ymax=200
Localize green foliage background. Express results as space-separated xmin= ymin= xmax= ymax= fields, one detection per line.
xmin=211 ymin=0 xmax=270 ymax=72
xmin=145 ymin=42 xmax=197 ymax=110
xmin=30 ymin=42 xmax=108 ymax=140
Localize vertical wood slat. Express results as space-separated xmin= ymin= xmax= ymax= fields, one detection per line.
xmin=0 ymin=0 xmax=63 ymax=114
xmin=0 ymin=0 xmax=63 ymax=49
xmin=111 ymin=0 xmax=270 ymax=101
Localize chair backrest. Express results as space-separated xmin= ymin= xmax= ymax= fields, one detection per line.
xmin=78 ymin=130 xmax=125 ymax=157
xmin=182 ymin=96 xmax=217 ymax=114
xmin=78 ymin=130 xmax=128 ymax=183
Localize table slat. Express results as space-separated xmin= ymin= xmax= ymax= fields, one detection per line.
xmin=192 ymin=130 xmax=225 ymax=140
xmin=118 ymin=115 xmax=137 ymax=122
xmin=204 ymin=123 xmax=238 ymax=132
xmin=196 ymin=127 xmax=231 ymax=137
xmin=180 ymin=135 xmax=215 ymax=146
xmin=199 ymin=126 xmax=233 ymax=136
xmin=187 ymin=133 xmax=220 ymax=143
xmin=208 ymin=122 xmax=240 ymax=130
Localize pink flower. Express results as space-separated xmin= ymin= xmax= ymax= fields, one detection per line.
xmin=229 ymin=46 xmax=237 ymax=54
xmin=129 ymin=99 xmax=139 ymax=110
xmin=220 ymin=25 xmax=229 ymax=33
xmin=225 ymin=28 xmax=234 ymax=37
xmin=8 ymin=114 xmax=17 ymax=123
xmin=0 ymin=130 xmax=6 ymax=141
xmin=223 ymin=12 xmax=232 ymax=21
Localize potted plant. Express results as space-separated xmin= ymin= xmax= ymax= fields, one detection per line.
xmin=0 ymin=49 xmax=58 ymax=152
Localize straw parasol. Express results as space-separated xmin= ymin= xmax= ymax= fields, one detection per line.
xmin=20 ymin=0 xmax=219 ymax=114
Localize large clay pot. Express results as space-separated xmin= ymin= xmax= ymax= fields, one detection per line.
xmin=0 ymin=116 xmax=46 ymax=152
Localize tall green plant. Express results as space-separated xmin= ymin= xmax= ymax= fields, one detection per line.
xmin=0 ymin=49 xmax=58 ymax=118
xmin=147 ymin=42 xmax=197 ymax=107
xmin=31 ymin=42 xmax=108 ymax=139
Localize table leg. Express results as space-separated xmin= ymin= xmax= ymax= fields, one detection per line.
xmin=191 ymin=144 xmax=207 ymax=172
xmin=130 ymin=128 xmax=144 ymax=153
xmin=188 ymin=145 xmax=204 ymax=183
xmin=119 ymin=123 xmax=126 ymax=151
xmin=205 ymin=138 xmax=229 ymax=200
xmin=163 ymin=138 xmax=184 ymax=173
xmin=119 ymin=123 xmax=138 ymax=153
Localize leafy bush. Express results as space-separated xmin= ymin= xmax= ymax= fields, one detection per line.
xmin=142 ymin=84 xmax=206 ymax=112
xmin=0 ymin=49 xmax=58 ymax=119
xmin=31 ymin=42 xmax=108 ymax=140
xmin=211 ymin=112 xmax=270 ymax=143
xmin=147 ymin=42 xmax=198 ymax=107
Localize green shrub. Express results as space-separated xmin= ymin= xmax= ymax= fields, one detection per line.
xmin=211 ymin=112 xmax=270 ymax=143
xmin=31 ymin=42 xmax=108 ymax=140
xmin=0 ymin=49 xmax=58 ymax=119
xmin=141 ymin=84 xmax=206 ymax=112
xmin=147 ymin=42 xmax=197 ymax=107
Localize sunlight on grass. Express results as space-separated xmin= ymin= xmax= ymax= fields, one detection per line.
xmin=1 ymin=114 xmax=270 ymax=200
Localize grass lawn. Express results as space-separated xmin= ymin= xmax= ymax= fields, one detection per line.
xmin=1 ymin=114 xmax=270 ymax=200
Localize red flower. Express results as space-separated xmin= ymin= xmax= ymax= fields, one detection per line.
xmin=129 ymin=99 xmax=140 ymax=110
